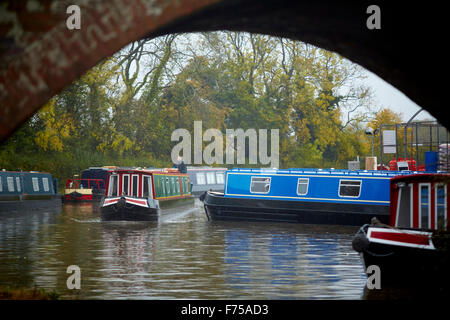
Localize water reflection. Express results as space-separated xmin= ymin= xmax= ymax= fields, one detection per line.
xmin=221 ymin=224 xmax=367 ymax=299
xmin=224 ymin=230 xmax=251 ymax=290
xmin=306 ymin=238 xmax=340 ymax=283
xmin=0 ymin=201 xmax=370 ymax=299
xmin=91 ymin=222 xmax=158 ymax=299
xmin=270 ymin=234 xmax=298 ymax=287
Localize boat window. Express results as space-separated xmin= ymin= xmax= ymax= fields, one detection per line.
xmin=32 ymin=177 xmax=39 ymax=191
xmin=196 ymin=172 xmax=206 ymax=185
xmin=396 ymin=184 xmax=412 ymax=228
xmin=161 ymin=177 xmax=167 ymax=197
xmin=338 ymin=180 xmax=361 ymax=197
xmin=250 ymin=176 xmax=271 ymax=194
xmin=173 ymin=177 xmax=177 ymax=194
xmin=132 ymin=175 xmax=138 ymax=197
xmin=420 ymin=184 xmax=430 ymax=229
xmin=206 ymin=172 xmax=216 ymax=184
xmin=123 ymin=175 xmax=129 ymax=195
xmin=436 ymin=184 xmax=447 ymax=230
xmin=42 ymin=177 xmax=50 ymax=192
xmin=183 ymin=177 xmax=188 ymax=193
xmin=171 ymin=177 xmax=175 ymax=194
xmin=297 ymin=178 xmax=309 ymax=195
xmin=16 ymin=177 xmax=21 ymax=192
xmin=109 ymin=175 xmax=118 ymax=196
xmin=166 ymin=177 xmax=170 ymax=194
xmin=143 ymin=176 xmax=151 ymax=197
xmin=0 ymin=177 xmax=2 ymax=192
xmin=7 ymin=177 xmax=14 ymax=192
xmin=216 ymin=172 xmax=224 ymax=184
xmin=176 ymin=177 xmax=180 ymax=193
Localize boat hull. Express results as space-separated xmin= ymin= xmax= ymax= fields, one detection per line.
xmin=202 ymin=192 xmax=389 ymax=226
xmin=100 ymin=196 xmax=195 ymax=221
xmin=64 ymin=190 xmax=105 ymax=202
xmin=101 ymin=204 xmax=159 ymax=221
xmin=0 ymin=195 xmax=62 ymax=213
xmin=100 ymin=196 xmax=158 ymax=221
xmin=353 ymin=225 xmax=450 ymax=288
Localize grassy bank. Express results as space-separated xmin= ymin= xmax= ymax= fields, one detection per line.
xmin=0 ymin=285 xmax=60 ymax=300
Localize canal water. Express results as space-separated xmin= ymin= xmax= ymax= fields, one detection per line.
xmin=0 ymin=200 xmax=369 ymax=299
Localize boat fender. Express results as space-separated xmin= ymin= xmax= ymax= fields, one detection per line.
xmin=199 ymin=192 xmax=207 ymax=202
xmin=352 ymin=233 xmax=370 ymax=252
xmin=117 ymin=197 xmax=126 ymax=209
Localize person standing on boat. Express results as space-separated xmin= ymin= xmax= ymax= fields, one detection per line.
xmin=173 ymin=156 xmax=187 ymax=173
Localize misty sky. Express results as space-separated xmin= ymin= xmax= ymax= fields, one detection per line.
xmin=364 ymin=70 xmax=436 ymax=122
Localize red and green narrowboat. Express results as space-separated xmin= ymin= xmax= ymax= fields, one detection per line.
xmin=100 ymin=168 xmax=194 ymax=221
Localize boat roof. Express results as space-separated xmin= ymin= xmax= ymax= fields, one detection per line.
xmin=390 ymin=172 xmax=450 ymax=184
xmin=227 ymin=168 xmax=423 ymax=177
xmin=187 ymin=166 xmax=227 ymax=171
xmin=0 ymin=170 xmax=52 ymax=175
xmin=108 ymin=168 xmax=188 ymax=175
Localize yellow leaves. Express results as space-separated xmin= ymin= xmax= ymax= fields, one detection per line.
xmin=368 ymin=108 xmax=403 ymax=130
xmin=34 ymin=99 xmax=74 ymax=151
xmin=96 ymin=127 xmax=134 ymax=155
xmin=294 ymin=119 xmax=311 ymax=144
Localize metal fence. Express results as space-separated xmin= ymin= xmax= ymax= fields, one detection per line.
xmin=377 ymin=121 xmax=449 ymax=171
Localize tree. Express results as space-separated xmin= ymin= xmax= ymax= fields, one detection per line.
xmin=1 ymin=31 xmax=384 ymax=181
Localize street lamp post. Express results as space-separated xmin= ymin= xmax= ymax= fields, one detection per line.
xmin=365 ymin=127 xmax=379 ymax=157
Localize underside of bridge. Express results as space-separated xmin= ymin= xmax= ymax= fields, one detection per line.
xmin=0 ymin=0 xmax=446 ymax=142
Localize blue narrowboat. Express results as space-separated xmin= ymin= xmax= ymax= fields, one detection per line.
xmin=201 ymin=168 xmax=418 ymax=226
xmin=0 ymin=170 xmax=62 ymax=212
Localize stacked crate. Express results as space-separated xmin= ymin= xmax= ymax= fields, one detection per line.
xmin=438 ymin=144 xmax=450 ymax=171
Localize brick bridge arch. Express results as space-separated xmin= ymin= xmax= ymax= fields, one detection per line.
xmin=0 ymin=0 xmax=446 ymax=142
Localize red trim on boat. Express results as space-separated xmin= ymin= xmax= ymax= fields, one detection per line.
xmin=390 ymin=185 xmax=399 ymax=226
xmin=370 ymin=230 xmax=430 ymax=246
xmin=104 ymin=198 xmax=119 ymax=205
xmin=412 ymin=183 xmax=419 ymax=228
xmin=65 ymin=194 xmax=93 ymax=201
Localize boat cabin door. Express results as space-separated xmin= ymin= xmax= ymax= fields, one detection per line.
xmin=142 ymin=175 xmax=153 ymax=199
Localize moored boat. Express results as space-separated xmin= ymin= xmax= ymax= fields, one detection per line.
xmin=64 ymin=178 xmax=106 ymax=201
xmin=201 ymin=168 xmax=420 ymax=226
xmin=0 ymin=170 xmax=62 ymax=212
xmin=352 ymin=173 xmax=450 ymax=287
xmin=100 ymin=167 xmax=194 ymax=221
xmin=187 ymin=166 xmax=227 ymax=196
xmin=64 ymin=167 xmax=111 ymax=202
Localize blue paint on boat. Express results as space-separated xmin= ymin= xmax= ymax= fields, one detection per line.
xmin=0 ymin=171 xmax=57 ymax=196
xmin=0 ymin=170 xmax=61 ymax=212
xmin=201 ymin=168 xmax=432 ymax=225
xmin=224 ymin=168 xmax=414 ymax=205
